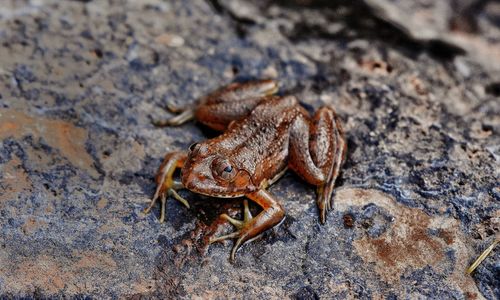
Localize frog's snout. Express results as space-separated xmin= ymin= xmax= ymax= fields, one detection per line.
xmin=181 ymin=161 xmax=213 ymax=191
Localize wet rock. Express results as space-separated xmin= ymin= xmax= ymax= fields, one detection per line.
xmin=0 ymin=0 xmax=498 ymax=298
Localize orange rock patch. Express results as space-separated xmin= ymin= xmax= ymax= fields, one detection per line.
xmin=0 ymin=155 xmax=32 ymax=203
xmin=0 ymin=250 xmax=118 ymax=295
xmin=333 ymin=188 xmax=480 ymax=296
xmin=0 ymin=109 xmax=98 ymax=178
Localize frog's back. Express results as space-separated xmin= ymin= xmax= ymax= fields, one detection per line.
xmin=209 ymin=96 xmax=303 ymax=185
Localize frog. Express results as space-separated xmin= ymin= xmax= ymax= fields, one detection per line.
xmin=145 ymin=79 xmax=347 ymax=260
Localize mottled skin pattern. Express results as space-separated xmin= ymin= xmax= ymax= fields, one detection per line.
xmin=146 ymin=80 xmax=347 ymax=260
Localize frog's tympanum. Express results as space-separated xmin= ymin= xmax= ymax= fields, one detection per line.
xmin=145 ymin=80 xmax=347 ymax=260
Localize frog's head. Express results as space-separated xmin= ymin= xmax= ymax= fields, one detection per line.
xmin=181 ymin=142 xmax=256 ymax=197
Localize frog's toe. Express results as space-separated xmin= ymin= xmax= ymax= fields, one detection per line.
xmin=165 ymin=101 xmax=184 ymax=113
xmin=210 ymin=200 xmax=252 ymax=240
xmin=168 ymin=188 xmax=190 ymax=209
xmin=316 ymin=185 xmax=328 ymax=224
xmin=145 ymin=186 xmax=190 ymax=223
xmin=143 ymin=186 xmax=162 ymax=215
xmin=220 ymin=214 xmax=244 ymax=229
xmin=152 ymin=109 xmax=195 ymax=127
xmin=143 ymin=187 xmax=165 ymax=221
xmin=223 ymin=199 xmax=252 ymax=227
xmin=159 ymin=193 xmax=167 ymax=223
xmin=209 ymin=231 xmax=241 ymax=244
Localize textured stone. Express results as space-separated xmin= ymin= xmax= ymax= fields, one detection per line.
xmin=0 ymin=0 xmax=498 ymax=298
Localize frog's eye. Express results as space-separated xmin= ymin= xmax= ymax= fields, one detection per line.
xmin=212 ymin=157 xmax=236 ymax=182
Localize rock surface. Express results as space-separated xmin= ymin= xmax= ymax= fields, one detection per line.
xmin=0 ymin=0 xmax=499 ymax=298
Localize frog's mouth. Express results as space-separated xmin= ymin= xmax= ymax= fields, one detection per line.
xmin=184 ymin=183 xmax=248 ymax=198
xmin=191 ymin=190 xmax=247 ymax=199
xmin=182 ymin=167 xmax=256 ymax=198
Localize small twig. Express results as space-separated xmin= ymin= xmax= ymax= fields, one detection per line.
xmin=466 ymin=239 xmax=499 ymax=274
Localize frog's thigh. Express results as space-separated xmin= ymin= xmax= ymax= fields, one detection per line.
xmin=207 ymin=80 xmax=278 ymax=104
xmin=289 ymin=108 xmax=344 ymax=183
xmin=289 ymin=107 xmax=346 ymax=223
xmin=195 ymin=97 xmax=263 ymax=130
xmin=312 ymin=107 xmax=346 ymax=200
xmin=195 ymin=80 xmax=279 ymax=131
xmin=288 ymin=114 xmax=327 ymax=185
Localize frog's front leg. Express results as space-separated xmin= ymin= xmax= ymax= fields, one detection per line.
xmin=144 ymin=151 xmax=190 ymax=222
xmin=210 ymin=189 xmax=285 ymax=261
xmin=289 ymin=107 xmax=347 ymax=224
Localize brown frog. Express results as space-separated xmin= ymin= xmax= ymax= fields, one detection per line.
xmin=145 ymin=80 xmax=347 ymax=260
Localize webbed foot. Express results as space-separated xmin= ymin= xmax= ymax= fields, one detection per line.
xmin=210 ymin=190 xmax=285 ymax=261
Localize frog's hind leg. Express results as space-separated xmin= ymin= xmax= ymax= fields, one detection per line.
xmin=210 ymin=79 xmax=278 ymax=103
xmin=194 ymin=79 xmax=279 ymax=131
xmin=210 ymin=190 xmax=285 ymax=261
xmin=145 ymin=151 xmax=190 ymax=222
xmin=152 ymin=80 xmax=279 ymax=129
xmin=289 ymin=107 xmax=347 ymax=224
xmin=314 ymin=107 xmax=347 ymax=223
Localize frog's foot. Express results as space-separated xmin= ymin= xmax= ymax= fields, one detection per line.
xmin=152 ymin=101 xmax=194 ymax=127
xmin=209 ymin=200 xmax=255 ymax=259
xmin=144 ymin=180 xmax=189 ymax=223
xmin=209 ymin=190 xmax=285 ymax=261
xmin=144 ymin=152 xmax=189 ymax=222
